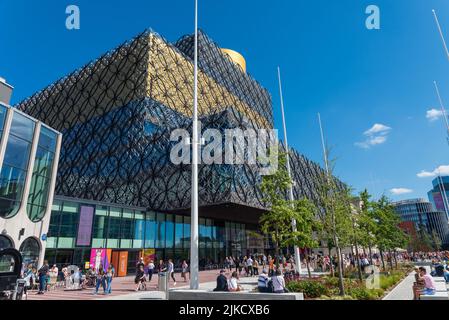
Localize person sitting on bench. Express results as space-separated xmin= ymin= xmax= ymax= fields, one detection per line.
xmin=418 ymin=267 xmax=436 ymax=298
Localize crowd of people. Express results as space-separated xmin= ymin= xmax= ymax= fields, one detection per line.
xmin=16 ymin=249 xmax=449 ymax=299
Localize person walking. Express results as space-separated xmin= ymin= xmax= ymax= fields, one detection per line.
xmin=168 ymin=259 xmax=176 ymax=286
xmin=147 ymin=260 xmax=155 ymax=282
xmin=93 ymin=264 xmax=106 ymax=295
xmin=246 ymin=256 xmax=253 ymax=277
xmin=135 ymin=264 xmax=146 ymax=291
xmin=253 ymin=258 xmax=259 ymax=276
xmin=37 ymin=260 xmax=49 ymax=294
xmin=181 ymin=260 xmax=189 ymax=282
xmin=106 ymin=264 xmax=114 ymax=294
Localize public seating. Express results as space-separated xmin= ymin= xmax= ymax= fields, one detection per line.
xmin=168 ymin=289 xmax=304 ymax=300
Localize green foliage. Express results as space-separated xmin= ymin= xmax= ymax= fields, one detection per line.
xmin=259 ymin=149 xmax=319 ymax=256
xmin=346 ymin=287 xmax=384 ymax=300
xmin=286 ymin=280 xmax=329 ymax=298
xmin=379 ymin=271 xmax=403 ymax=290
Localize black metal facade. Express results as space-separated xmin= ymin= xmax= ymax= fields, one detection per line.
xmin=16 ymin=29 xmax=335 ymax=216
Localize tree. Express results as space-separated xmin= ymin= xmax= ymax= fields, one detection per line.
xmin=285 ymin=198 xmax=320 ymax=278
xmin=259 ymin=150 xmax=297 ymax=263
xmin=371 ymin=195 xmax=408 ymax=270
xmin=431 ymin=230 xmax=442 ymax=251
xmin=313 ymin=148 xmax=349 ymax=296
xmin=358 ymin=189 xmax=377 ymax=264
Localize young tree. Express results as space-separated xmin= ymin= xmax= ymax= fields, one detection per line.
xmin=431 ymin=230 xmax=442 ymax=251
xmin=259 ymin=150 xmax=296 ymax=264
xmin=313 ymin=155 xmax=349 ymax=296
xmin=358 ymin=189 xmax=377 ymax=264
xmin=371 ymin=195 xmax=408 ymax=270
xmin=284 ymin=198 xmax=320 ymax=278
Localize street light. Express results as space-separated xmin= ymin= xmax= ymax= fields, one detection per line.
xmin=277 ymin=67 xmax=302 ymax=275
xmin=190 ymin=0 xmax=199 ymax=290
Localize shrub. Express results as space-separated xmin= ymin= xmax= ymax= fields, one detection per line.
xmin=319 ymin=295 xmax=355 ymax=300
xmin=286 ymin=280 xmax=329 ymax=299
xmin=347 ymin=287 xmax=379 ymax=300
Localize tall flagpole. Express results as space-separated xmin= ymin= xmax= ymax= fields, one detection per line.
xmin=190 ymin=0 xmax=199 ymax=290
xmin=432 ymin=9 xmax=449 ymax=61
xmin=277 ymin=67 xmax=302 ymax=274
xmin=433 ymin=81 xmax=449 ymax=145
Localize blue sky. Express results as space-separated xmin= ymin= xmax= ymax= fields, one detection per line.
xmin=1 ymin=0 xmax=449 ymax=201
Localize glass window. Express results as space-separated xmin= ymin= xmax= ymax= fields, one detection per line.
xmin=183 ymin=216 xmax=191 ymax=249
xmin=120 ymin=209 xmax=134 ymax=248
xmin=175 ymin=215 xmax=183 ymax=248
xmin=145 ymin=212 xmax=156 ymax=248
xmin=38 ymin=126 xmax=57 ymax=152
xmin=107 ymin=207 xmax=121 ymax=248
xmin=156 ymin=213 xmax=165 ymax=248
xmin=27 ymin=126 xmax=57 ymax=222
xmin=165 ymin=214 xmax=174 ymax=249
xmin=0 ymin=104 xmax=7 ymax=133
xmin=58 ymin=202 xmax=79 ymax=244
xmin=10 ymin=112 xmax=35 ymax=142
xmin=133 ymin=211 xmax=145 ymax=248
xmin=3 ymin=135 xmax=31 ymax=170
xmin=19 ymin=237 xmax=40 ymax=266
xmin=0 ymin=165 xmax=27 ymax=218
xmin=0 ymin=235 xmax=13 ymax=250
xmin=92 ymin=206 xmax=108 ymax=248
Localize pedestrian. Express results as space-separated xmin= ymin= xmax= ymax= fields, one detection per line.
xmin=246 ymin=256 xmax=253 ymax=276
xmin=234 ymin=257 xmax=240 ymax=275
xmin=253 ymin=258 xmax=259 ymax=276
xmin=135 ymin=264 xmax=146 ymax=291
xmin=106 ymin=264 xmax=114 ymax=294
xmin=181 ymin=260 xmax=189 ymax=282
xmin=93 ymin=264 xmax=106 ymax=295
xmin=37 ymin=260 xmax=49 ymax=294
xmin=168 ymin=259 xmax=176 ymax=286
xmin=147 ymin=260 xmax=155 ymax=282
xmin=136 ymin=257 xmax=145 ymax=270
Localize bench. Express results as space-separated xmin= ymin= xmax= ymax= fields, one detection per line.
xmin=168 ymin=289 xmax=304 ymax=300
xmin=434 ymin=281 xmax=448 ymax=292
xmin=420 ymin=291 xmax=448 ymax=300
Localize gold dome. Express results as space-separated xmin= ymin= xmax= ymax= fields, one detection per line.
xmin=221 ymin=49 xmax=246 ymax=73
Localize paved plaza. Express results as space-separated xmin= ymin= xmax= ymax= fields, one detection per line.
xmin=25 ymin=269 xmax=222 ymax=301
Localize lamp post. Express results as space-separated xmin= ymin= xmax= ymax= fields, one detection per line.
xmin=190 ymin=0 xmax=199 ymax=290
xmin=277 ymin=67 xmax=302 ymax=275
xmin=433 ymin=81 xmax=449 ymax=146
xmin=432 ymin=9 xmax=449 ymax=61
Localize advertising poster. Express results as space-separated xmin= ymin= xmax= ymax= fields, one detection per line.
xmin=90 ymin=248 xmax=112 ymax=271
xmin=142 ymin=249 xmax=155 ymax=273
xmin=76 ymin=206 xmax=94 ymax=246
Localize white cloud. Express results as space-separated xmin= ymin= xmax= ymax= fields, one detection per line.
xmin=417 ymin=165 xmax=449 ymax=178
xmin=364 ymin=124 xmax=391 ymax=136
xmin=355 ymin=123 xmax=391 ymax=149
xmin=390 ymin=188 xmax=413 ymax=195
xmin=426 ymin=108 xmax=444 ymax=122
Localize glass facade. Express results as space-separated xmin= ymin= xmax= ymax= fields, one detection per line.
xmin=0 ymin=112 xmax=35 ymax=218
xmin=27 ymin=126 xmax=58 ymax=221
xmin=45 ymin=197 xmax=264 ymax=271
